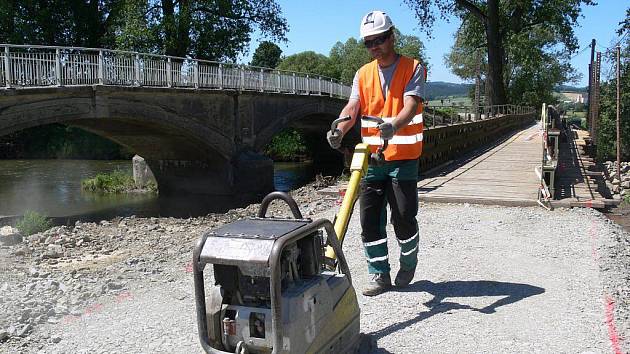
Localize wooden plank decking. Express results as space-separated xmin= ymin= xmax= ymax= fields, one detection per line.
xmin=417 ymin=123 xmax=542 ymax=206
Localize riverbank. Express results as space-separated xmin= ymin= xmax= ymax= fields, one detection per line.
xmin=0 ymin=178 xmax=628 ymax=353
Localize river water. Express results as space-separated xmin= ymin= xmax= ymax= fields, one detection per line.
xmin=0 ymin=160 xmax=315 ymax=223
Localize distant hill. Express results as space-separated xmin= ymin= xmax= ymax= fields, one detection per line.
xmin=422 ymin=81 xmax=587 ymax=100
xmin=425 ymin=81 xmax=473 ymax=99
xmin=555 ymin=84 xmax=587 ymax=93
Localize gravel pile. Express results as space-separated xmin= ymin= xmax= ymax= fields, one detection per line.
xmin=604 ymin=160 xmax=630 ymax=201
xmin=1 ymin=175 xmax=628 ymax=353
xmin=0 ymin=178 xmax=340 ymax=352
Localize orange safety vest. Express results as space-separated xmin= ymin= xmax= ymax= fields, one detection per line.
xmin=358 ymin=56 xmax=424 ymax=161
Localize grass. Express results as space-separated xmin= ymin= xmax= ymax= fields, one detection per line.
xmin=81 ymin=170 xmax=156 ymax=193
xmin=428 ymin=95 xmax=472 ymax=107
xmin=16 ymin=210 xmax=52 ymax=236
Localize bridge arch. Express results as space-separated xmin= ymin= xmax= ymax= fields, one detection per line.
xmin=0 ymin=86 xmax=350 ymax=198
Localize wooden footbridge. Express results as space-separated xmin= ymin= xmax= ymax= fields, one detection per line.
xmin=417 ymin=105 xmax=616 ymax=209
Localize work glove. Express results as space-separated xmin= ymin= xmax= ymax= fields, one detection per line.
xmin=326 ymin=129 xmax=343 ymax=149
xmin=377 ymin=122 xmax=396 ymax=140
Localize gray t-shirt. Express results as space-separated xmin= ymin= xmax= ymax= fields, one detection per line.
xmin=349 ymin=56 xmax=425 ymax=101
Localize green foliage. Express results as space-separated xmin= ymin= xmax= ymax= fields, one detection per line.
xmin=281 ymin=29 xmax=427 ymax=84
xmin=405 ymin=0 xmax=595 ymax=105
xmin=329 ymin=38 xmax=371 ymax=83
xmin=276 ymin=51 xmax=336 ymax=78
xmin=16 ymin=211 xmax=52 ymax=236
xmin=0 ymin=0 xmax=116 ymax=47
xmin=595 ymin=9 xmax=630 ymax=161
xmin=393 ymin=29 xmax=427 ymax=64
xmin=81 ymin=170 xmax=137 ymax=193
xmin=144 ymin=0 xmax=288 ymax=61
xmin=264 ymin=130 xmax=307 ymax=161
xmin=113 ymin=0 xmax=157 ymax=53
xmin=8 ymin=124 xmax=131 ymax=160
xmin=0 ymin=1 xmax=288 ymax=62
xmin=250 ymin=41 xmax=282 ymax=68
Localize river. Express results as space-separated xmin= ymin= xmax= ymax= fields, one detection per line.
xmin=0 ymin=160 xmax=317 ymax=223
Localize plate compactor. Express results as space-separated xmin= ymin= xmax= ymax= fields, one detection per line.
xmin=193 ymin=116 xmax=386 ymax=354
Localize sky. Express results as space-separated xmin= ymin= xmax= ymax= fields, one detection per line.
xmin=242 ymin=1 xmax=628 ymax=87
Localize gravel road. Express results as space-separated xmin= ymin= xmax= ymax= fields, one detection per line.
xmin=1 ymin=182 xmax=628 ymax=354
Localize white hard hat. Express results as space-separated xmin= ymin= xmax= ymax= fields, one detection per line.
xmin=360 ymin=11 xmax=393 ymax=39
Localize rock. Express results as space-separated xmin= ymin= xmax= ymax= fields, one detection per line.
xmin=107 ymin=281 xmax=124 ymax=290
xmin=622 ymin=181 xmax=630 ymax=189
xmin=27 ymin=234 xmax=41 ymax=243
xmin=20 ymin=309 xmax=32 ymax=322
xmin=51 ymin=335 xmax=61 ymax=343
xmin=612 ymin=178 xmax=620 ymax=185
xmin=12 ymin=245 xmax=29 ymax=256
xmin=45 ymin=244 xmax=63 ymax=259
xmin=133 ymin=155 xmax=155 ymax=189
xmin=29 ymin=268 xmax=40 ymax=278
xmin=17 ymin=323 xmax=32 ymax=337
xmin=0 ymin=331 xmax=8 ymax=342
xmin=0 ymin=226 xmax=23 ymax=246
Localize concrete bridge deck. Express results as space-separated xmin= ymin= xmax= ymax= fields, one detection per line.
xmin=417 ymin=123 xmax=542 ymax=206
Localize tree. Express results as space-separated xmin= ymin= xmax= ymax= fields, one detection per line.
xmin=596 ymin=8 xmax=630 ymax=160
xmin=250 ymin=41 xmax=282 ymax=68
xmin=0 ymin=0 xmax=288 ymax=62
xmin=404 ymin=0 xmax=594 ymax=105
xmin=445 ymin=11 xmax=579 ymax=108
xmin=142 ymin=0 xmax=288 ymax=61
xmin=0 ymin=0 xmax=120 ymax=47
xmin=329 ymin=38 xmax=371 ymax=83
xmin=276 ymin=51 xmax=336 ymax=78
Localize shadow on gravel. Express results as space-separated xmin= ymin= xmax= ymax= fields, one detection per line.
xmin=368 ymin=280 xmax=545 ymax=341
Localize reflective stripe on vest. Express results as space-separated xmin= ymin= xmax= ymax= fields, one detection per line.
xmin=358 ymin=56 xmax=424 ymax=161
xmin=363 ymin=132 xmax=424 ymax=145
xmin=360 ymin=114 xmax=423 ymax=127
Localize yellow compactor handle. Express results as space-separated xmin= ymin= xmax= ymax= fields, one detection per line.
xmin=325 ymin=143 xmax=370 ymax=261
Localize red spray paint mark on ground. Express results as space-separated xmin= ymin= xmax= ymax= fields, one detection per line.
xmin=61 ymin=291 xmax=134 ymax=325
xmin=185 ymin=262 xmax=193 ymax=273
xmin=588 ymin=220 xmax=624 ymax=352
xmin=605 ymin=295 xmax=623 ymax=354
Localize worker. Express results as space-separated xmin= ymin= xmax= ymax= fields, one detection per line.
xmin=326 ymin=10 xmax=425 ymax=296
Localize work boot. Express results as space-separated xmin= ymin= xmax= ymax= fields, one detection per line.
xmin=362 ymin=273 xmax=391 ymax=296
xmin=394 ymin=267 xmax=416 ymax=287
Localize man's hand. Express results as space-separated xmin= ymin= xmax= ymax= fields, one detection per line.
xmin=327 ymin=129 xmax=343 ymax=149
xmin=377 ymin=122 xmax=396 ymax=140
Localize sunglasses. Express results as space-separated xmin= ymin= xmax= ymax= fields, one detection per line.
xmin=364 ymin=32 xmax=391 ymax=48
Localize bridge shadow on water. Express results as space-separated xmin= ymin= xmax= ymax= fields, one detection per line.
xmin=365 ymin=279 xmax=545 ymax=350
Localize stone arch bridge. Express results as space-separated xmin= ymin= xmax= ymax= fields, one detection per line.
xmin=0 ymin=44 xmax=351 ymax=198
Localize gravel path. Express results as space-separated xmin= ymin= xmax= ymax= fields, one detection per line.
xmin=1 ymin=186 xmax=628 ymax=353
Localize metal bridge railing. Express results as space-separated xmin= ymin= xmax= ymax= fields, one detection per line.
xmin=0 ymin=44 xmax=352 ymax=98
